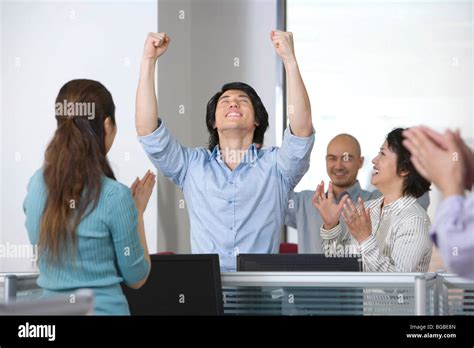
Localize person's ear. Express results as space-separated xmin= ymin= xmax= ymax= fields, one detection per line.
xmin=359 ymin=156 xmax=365 ymax=168
xmin=400 ymin=169 xmax=410 ymax=177
xmin=104 ymin=117 xmax=115 ymax=135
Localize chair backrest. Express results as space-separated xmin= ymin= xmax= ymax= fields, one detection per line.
xmin=279 ymin=242 xmax=298 ymax=254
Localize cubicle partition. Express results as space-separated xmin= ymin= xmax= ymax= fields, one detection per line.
xmin=221 ymin=272 xmax=474 ymax=316
xmin=1 ymin=272 xmax=473 ymax=316
xmin=222 ymin=272 xmax=435 ymax=315
xmin=438 ymin=273 xmax=474 ymax=315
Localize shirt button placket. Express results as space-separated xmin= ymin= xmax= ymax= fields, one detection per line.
xmin=227 ymin=176 xmax=236 ymax=252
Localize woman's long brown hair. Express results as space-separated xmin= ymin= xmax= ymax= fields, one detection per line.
xmin=40 ymin=79 xmax=116 ymax=263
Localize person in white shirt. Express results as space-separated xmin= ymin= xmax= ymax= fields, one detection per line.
xmin=314 ymin=128 xmax=433 ymax=272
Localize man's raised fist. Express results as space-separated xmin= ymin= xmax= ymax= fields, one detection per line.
xmin=270 ymin=30 xmax=296 ymax=62
xmin=143 ymin=32 xmax=170 ymax=60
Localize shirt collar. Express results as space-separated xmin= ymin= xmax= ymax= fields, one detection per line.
xmin=382 ymin=195 xmax=417 ymax=215
xmin=372 ymin=195 xmax=385 ymax=209
xmin=245 ymin=143 xmax=259 ymax=165
xmin=209 ymin=143 xmax=259 ymax=165
xmin=209 ymin=145 xmax=219 ymax=160
xmin=334 ymin=180 xmax=363 ymax=203
xmin=345 ymin=181 xmax=363 ymax=200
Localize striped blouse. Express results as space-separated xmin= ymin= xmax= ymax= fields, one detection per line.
xmin=320 ymin=195 xmax=432 ymax=272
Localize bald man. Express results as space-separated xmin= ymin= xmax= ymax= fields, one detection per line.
xmin=286 ymin=133 xmax=430 ymax=253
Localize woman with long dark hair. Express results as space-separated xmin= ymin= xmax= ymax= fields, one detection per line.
xmin=23 ymin=79 xmax=154 ymax=315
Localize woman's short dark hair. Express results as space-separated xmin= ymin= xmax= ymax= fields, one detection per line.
xmin=205 ymin=82 xmax=269 ymax=150
xmin=386 ymin=128 xmax=431 ymax=198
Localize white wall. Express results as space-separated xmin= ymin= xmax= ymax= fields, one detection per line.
xmin=287 ymin=0 xmax=473 ymax=243
xmin=0 ymin=0 xmax=158 ymax=272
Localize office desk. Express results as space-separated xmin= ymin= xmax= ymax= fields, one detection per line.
xmin=1 ymin=272 xmax=473 ymax=316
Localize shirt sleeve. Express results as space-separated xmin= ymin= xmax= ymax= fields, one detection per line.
xmin=358 ymin=216 xmax=432 ymax=272
xmin=107 ymin=184 xmax=150 ymax=286
xmin=23 ymin=169 xmax=47 ymax=245
xmin=430 ymin=194 xmax=474 ymax=279
xmin=276 ymin=125 xmax=315 ymax=190
xmin=137 ymin=120 xmax=199 ymax=189
xmin=285 ymin=191 xmax=298 ymax=228
xmin=320 ymin=221 xmax=353 ymax=255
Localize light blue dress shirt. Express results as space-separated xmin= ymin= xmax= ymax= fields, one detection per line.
xmin=138 ymin=121 xmax=315 ymax=271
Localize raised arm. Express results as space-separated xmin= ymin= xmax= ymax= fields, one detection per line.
xmin=135 ymin=32 xmax=170 ymax=136
xmin=271 ymin=30 xmax=313 ymax=137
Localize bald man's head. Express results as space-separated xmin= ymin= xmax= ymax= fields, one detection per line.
xmin=326 ymin=134 xmax=364 ymax=190
xmin=327 ymin=134 xmax=362 ymax=158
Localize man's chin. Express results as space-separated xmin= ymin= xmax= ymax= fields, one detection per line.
xmin=330 ymin=178 xmax=354 ymax=188
xmin=218 ymin=123 xmax=255 ymax=134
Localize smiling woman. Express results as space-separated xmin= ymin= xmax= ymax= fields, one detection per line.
xmin=317 ymin=128 xmax=433 ymax=272
xmin=377 ymin=128 xmax=431 ymax=200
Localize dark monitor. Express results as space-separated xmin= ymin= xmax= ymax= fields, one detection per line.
xmin=121 ymin=254 xmax=223 ymax=315
xmin=237 ymin=254 xmax=362 ymax=272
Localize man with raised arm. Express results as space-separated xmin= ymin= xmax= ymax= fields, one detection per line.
xmin=135 ymin=31 xmax=315 ymax=271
